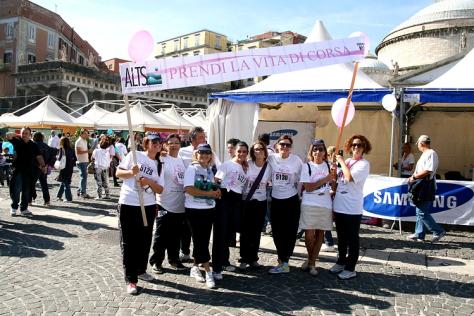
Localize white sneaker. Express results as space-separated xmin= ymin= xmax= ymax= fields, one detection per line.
xmin=10 ymin=208 xmax=17 ymax=216
xmin=179 ymin=251 xmax=191 ymax=261
xmin=212 ymin=271 xmax=223 ymax=280
xmin=20 ymin=209 xmax=33 ymax=216
xmin=321 ymin=244 xmax=336 ymax=252
xmin=126 ymin=282 xmax=138 ymax=295
xmin=329 ymin=263 xmax=345 ymax=274
xmin=337 ymin=270 xmax=357 ymax=280
xmin=205 ymin=272 xmax=215 ymax=288
xmin=137 ymin=272 xmax=154 ymax=282
xmin=190 ymin=266 xmax=205 ymax=283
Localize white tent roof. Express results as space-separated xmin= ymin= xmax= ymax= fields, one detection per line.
xmin=416 ymin=48 xmax=474 ymax=89
xmin=183 ymin=111 xmax=208 ymax=128
xmin=74 ymin=103 xmax=111 ymax=126
xmin=1 ymin=96 xmax=90 ymax=127
xmin=155 ymin=108 xmax=193 ymax=129
xmin=231 ymin=20 xmax=384 ymax=93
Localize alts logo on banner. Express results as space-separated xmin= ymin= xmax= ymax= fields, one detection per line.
xmin=123 ymin=66 xmax=163 ymax=88
xmin=269 ymin=129 xmax=298 ymax=140
xmin=364 ymin=183 xmax=474 ymax=218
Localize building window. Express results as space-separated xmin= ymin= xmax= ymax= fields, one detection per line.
xmin=183 ymin=37 xmax=188 ymax=49
xmin=27 ymin=53 xmax=36 ymax=64
xmin=193 ymin=51 xmax=200 ymax=56
xmin=108 ymin=64 xmax=112 ymax=69
xmin=194 ymin=33 xmax=200 ymax=46
xmin=79 ymin=55 xmax=84 ymax=65
xmin=3 ymin=51 xmax=13 ymax=64
xmin=5 ymin=22 xmax=14 ymax=39
xmin=215 ymin=35 xmax=221 ymax=49
xmin=47 ymin=32 xmax=55 ymax=49
xmin=174 ymin=40 xmax=179 ymax=51
xmin=28 ymin=24 xmax=36 ymax=42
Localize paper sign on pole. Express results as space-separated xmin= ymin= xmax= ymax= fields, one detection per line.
xmin=120 ymin=36 xmax=367 ymax=94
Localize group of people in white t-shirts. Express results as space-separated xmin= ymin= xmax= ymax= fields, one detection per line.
xmin=115 ymin=126 xmax=377 ymax=295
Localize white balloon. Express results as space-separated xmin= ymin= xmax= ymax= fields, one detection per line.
xmin=331 ymin=98 xmax=355 ymax=127
xmin=382 ymin=94 xmax=397 ymax=112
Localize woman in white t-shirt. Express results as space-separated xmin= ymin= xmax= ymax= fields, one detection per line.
xmin=213 ymin=141 xmax=249 ymax=279
xmin=92 ymin=137 xmax=112 ymax=199
xmin=239 ymin=141 xmax=272 ymax=269
xmin=300 ymin=139 xmax=335 ymax=276
xmin=183 ymin=143 xmax=221 ymax=289
xmin=149 ymin=134 xmax=187 ymax=273
xmin=330 ymin=134 xmax=371 ymax=280
xmin=116 ymin=133 xmax=164 ymax=295
xmin=267 ymin=135 xmax=303 ymax=274
xmin=393 ymin=142 xmax=415 ymax=178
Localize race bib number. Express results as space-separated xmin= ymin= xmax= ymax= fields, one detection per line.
xmin=274 ymin=172 xmax=290 ymax=186
xmin=140 ymin=164 xmax=154 ymax=176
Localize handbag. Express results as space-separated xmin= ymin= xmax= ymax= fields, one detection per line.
xmin=87 ymin=159 xmax=96 ymax=174
xmin=54 ymin=149 xmax=66 ymax=170
xmin=408 ymin=177 xmax=436 ymax=203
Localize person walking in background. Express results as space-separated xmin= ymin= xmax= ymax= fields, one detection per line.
xmin=407 ymin=135 xmax=446 ymax=243
xmin=47 ymin=130 xmax=60 ymax=149
xmin=75 ymin=129 xmax=92 ymax=198
xmin=330 ymin=134 xmax=371 ymax=280
xmin=92 ymin=137 xmax=112 ymax=200
xmin=6 ymin=128 xmax=47 ymax=216
xmin=56 ymin=137 xmax=76 ymax=202
xmin=394 ymin=142 xmax=415 ymax=178
xmin=267 ymin=135 xmax=303 ymax=274
xmin=30 ymin=132 xmax=51 ymax=206
xmin=116 ymin=132 xmax=164 ymax=295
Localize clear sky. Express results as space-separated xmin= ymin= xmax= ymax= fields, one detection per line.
xmin=31 ymin=0 xmax=433 ymax=61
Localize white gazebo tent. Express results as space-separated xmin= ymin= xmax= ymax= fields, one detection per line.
xmin=74 ymin=102 xmax=111 ymax=126
xmin=155 ymin=107 xmax=193 ymax=130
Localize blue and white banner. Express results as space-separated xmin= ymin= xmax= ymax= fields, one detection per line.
xmin=363 ymin=175 xmax=474 ymax=226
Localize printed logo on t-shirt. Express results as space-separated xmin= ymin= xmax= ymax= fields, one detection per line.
xmin=174 ymin=165 xmax=185 ymax=185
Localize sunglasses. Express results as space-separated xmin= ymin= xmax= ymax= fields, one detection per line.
xmin=312 ymin=146 xmax=326 ymax=152
xmin=351 ymin=143 xmax=364 ymax=148
xmin=198 ymin=150 xmax=212 ymax=155
xmin=253 ymin=147 xmax=265 ymax=151
xmin=167 ymin=142 xmax=180 ymax=145
xmin=278 ymin=143 xmax=292 ymax=148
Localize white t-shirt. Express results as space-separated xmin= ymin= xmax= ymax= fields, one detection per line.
xmin=401 ymin=153 xmax=415 ymax=176
xmin=267 ymin=153 xmax=303 ymax=199
xmin=118 ymin=151 xmax=164 ymax=206
xmin=92 ymin=148 xmax=111 ymax=170
xmin=215 ymin=160 xmax=247 ymax=194
xmin=116 ymin=143 xmax=128 ymax=161
xmin=333 ymin=158 xmax=370 ymax=215
xmin=414 ymin=149 xmax=438 ymax=180
xmin=183 ymin=163 xmax=216 ymax=209
xmin=48 ymin=135 xmax=60 ymax=149
xmin=243 ymin=161 xmax=272 ymax=201
xmin=75 ymin=138 xmax=89 ymax=163
xmin=178 ymin=145 xmax=194 ymax=168
xmin=300 ymin=161 xmax=333 ymax=209
xmin=156 ymin=156 xmax=186 ymax=213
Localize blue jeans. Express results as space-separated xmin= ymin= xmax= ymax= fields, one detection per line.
xmin=414 ymin=200 xmax=445 ymax=239
xmin=10 ymin=172 xmax=32 ymax=211
xmin=58 ymin=179 xmax=73 ymax=201
xmin=77 ymin=162 xmax=88 ymax=195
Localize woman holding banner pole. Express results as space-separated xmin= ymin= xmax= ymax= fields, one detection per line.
xmin=330 ymin=134 xmax=371 ymax=280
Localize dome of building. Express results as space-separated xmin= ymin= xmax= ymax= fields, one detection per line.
xmin=376 ymin=0 xmax=474 ymax=70
xmin=359 ymin=53 xmax=392 ymax=87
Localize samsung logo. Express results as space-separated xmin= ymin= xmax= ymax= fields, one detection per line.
xmin=269 ymin=129 xmax=298 ymax=140
xmin=364 ymin=183 xmax=474 ymax=217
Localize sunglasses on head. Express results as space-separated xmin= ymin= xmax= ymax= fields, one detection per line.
xmin=278 ymin=142 xmax=292 ymax=148
xmin=351 ymin=143 xmax=364 ymax=148
xmin=312 ymin=146 xmax=326 ymax=152
xmin=198 ymin=150 xmax=212 ymax=155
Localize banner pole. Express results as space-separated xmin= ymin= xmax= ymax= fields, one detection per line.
xmin=124 ymin=95 xmax=148 ymax=227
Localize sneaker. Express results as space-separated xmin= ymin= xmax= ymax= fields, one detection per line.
xmin=321 ymin=244 xmax=337 ymax=252
xmin=337 ymin=270 xmax=357 ymax=280
xmin=169 ymin=262 xmax=187 ymax=271
xmin=190 ymin=266 xmax=205 ymax=283
xmin=20 ymin=209 xmax=33 ymax=216
xmin=44 ymin=202 xmax=51 ymax=206
xmin=309 ymin=266 xmax=319 ymax=276
xmin=431 ymin=231 xmax=446 ymax=243
xmin=212 ymin=271 xmax=223 ymax=280
xmin=137 ymin=272 xmax=154 ymax=282
xmin=205 ymin=272 xmax=215 ymax=288
xmin=224 ymin=265 xmax=236 ymax=272
xmin=179 ymin=252 xmax=192 ymax=262
xmin=329 ymin=263 xmax=345 ymax=274
xmin=250 ymin=261 xmax=260 ymax=268
xmin=407 ymin=233 xmax=424 ymax=241
xmin=239 ymin=262 xmax=248 ymax=270
xmin=10 ymin=208 xmax=17 ymax=216
xmin=126 ymin=282 xmax=138 ymax=295
xmin=301 ymin=260 xmax=309 ymax=271
xmin=57 ymin=197 xmax=63 ymax=202
xmin=114 ymin=183 xmax=120 ymax=187
xmin=82 ymin=193 xmax=92 ymax=199
xmin=152 ymin=264 xmax=163 ymax=274
xmin=268 ymin=264 xmax=289 ymax=274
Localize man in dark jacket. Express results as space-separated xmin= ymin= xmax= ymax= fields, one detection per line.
xmin=6 ymin=127 xmax=47 ymax=216
xmin=30 ymin=131 xmax=51 ymax=206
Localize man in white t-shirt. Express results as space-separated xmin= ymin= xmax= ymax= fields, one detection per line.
xmin=48 ymin=130 xmax=60 ymax=149
xmin=407 ymin=135 xmax=445 ymax=243
xmin=75 ymin=129 xmax=92 ymax=198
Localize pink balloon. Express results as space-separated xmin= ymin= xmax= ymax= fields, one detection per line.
xmin=128 ymin=30 xmax=154 ymax=63
xmin=331 ymin=98 xmax=355 ymax=127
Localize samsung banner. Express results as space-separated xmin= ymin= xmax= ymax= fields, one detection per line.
xmin=119 ymin=36 xmax=366 ymax=94
xmin=363 ymin=175 xmax=474 ymax=226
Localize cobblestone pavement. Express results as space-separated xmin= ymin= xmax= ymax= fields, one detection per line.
xmin=0 ymin=170 xmax=473 ymax=315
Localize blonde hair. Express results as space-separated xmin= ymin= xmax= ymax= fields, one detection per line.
xmin=191 ymin=149 xmax=214 ymax=167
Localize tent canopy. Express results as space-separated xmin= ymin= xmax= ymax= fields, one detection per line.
xmin=406 ymin=48 xmax=474 ymax=103
xmin=74 ymin=103 xmax=111 ymax=126
xmin=155 ymin=107 xmax=193 ymax=129
xmin=210 ymin=20 xmax=390 ymax=104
